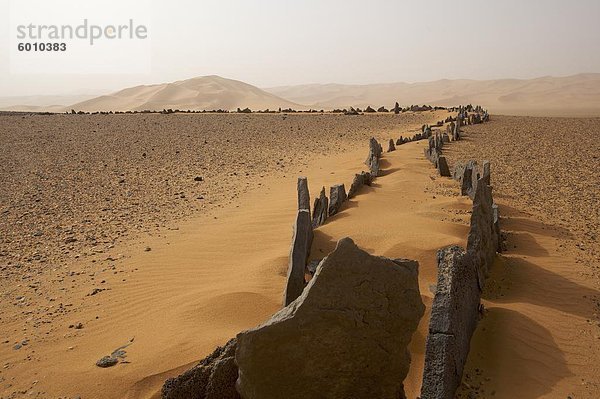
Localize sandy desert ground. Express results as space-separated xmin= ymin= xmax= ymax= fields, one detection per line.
xmin=0 ymin=111 xmax=599 ymax=399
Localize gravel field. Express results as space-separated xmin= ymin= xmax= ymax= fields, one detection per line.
xmin=445 ymin=115 xmax=600 ymax=276
xmin=0 ymin=112 xmax=439 ymax=282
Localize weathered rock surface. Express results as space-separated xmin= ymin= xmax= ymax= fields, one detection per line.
xmin=236 ymin=238 xmax=425 ymax=399
xmin=328 ymin=184 xmax=347 ymax=216
xmin=460 ymin=161 xmax=476 ymax=198
xmin=387 ymin=139 xmax=396 ymax=152
xmin=311 ymin=187 xmax=328 ymax=228
xmin=348 ymin=171 xmax=372 ymax=199
xmin=438 ymin=156 xmax=451 ymax=177
xmin=162 ymin=338 xmax=240 ymax=399
xmin=467 ymin=181 xmax=498 ymax=288
xmin=297 ymin=177 xmax=310 ymax=212
xmin=421 ymin=246 xmax=479 ymax=399
xmin=481 ymin=160 xmax=491 ymax=186
xmin=365 ymin=137 xmax=382 ymax=176
xmin=283 ymin=209 xmax=313 ymax=306
xmin=368 ymin=154 xmax=380 ymax=176
xmin=453 ymin=118 xmax=461 ymax=141
xmin=96 ymin=356 xmax=118 ymax=368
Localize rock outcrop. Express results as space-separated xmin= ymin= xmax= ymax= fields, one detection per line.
xmin=236 ymin=238 xmax=425 ymax=399
xmin=162 ymin=339 xmax=240 ymax=399
xmin=421 ymin=246 xmax=480 ymax=399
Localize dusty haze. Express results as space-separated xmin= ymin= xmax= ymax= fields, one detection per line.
xmin=1 ymin=0 xmax=599 ymax=97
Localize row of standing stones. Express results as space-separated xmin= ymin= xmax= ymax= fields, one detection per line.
xmin=421 ymin=106 xmax=501 ymax=399
xmin=160 ymin=105 xmax=499 ymax=399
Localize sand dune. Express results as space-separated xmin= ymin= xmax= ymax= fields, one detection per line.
xmin=4 ymin=74 xmax=599 ymax=115
xmin=0 ymin=95 xmax=99 ymax=113
xmin=68 ymin=75 xmax=301 ymax=112
xmin=265 ymin=73 xmax=600 ymax=116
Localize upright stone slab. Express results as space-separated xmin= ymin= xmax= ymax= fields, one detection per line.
xmin=348 ymin=172 xmax=367 ymax=199
xmin=453 ymin=118 xmax=461 ymax=141
xmin=365 ymin=137 xmax=382 ymax=176
xmin=297 ymin=177 xmax=311 ymax=213
xmin=438 ymin=156 xmax=451 ymax=177
xmin=311 ymin=187 xmax=328 ymax=228
xmin=328 ymin=184 xmax=347 ymax=216
xmin=421 ymin=246 xmax=480 ymax=399
xmin=460 ymin=161 xmax=476 ymax=198
xmin=469 ymin=161 xmax=480 ymax=200
xmin=365 ymin=137 xmax=382 ymax=165
xmin=236 ymin=238 xmax=425 ymax=399
xmin=492 ymin=202 xmax=501 ymax=251
xmin=466 ymin=182 xmax=498 ymax=288
xmin=452 ymin=162 xmax=465 ymax=182
xmin=387 ymin=138 xmax=396 ymax=152
xmin=481 ymin=160 xmax=491 ymax=186
xmin=369 ymin=154 xmax=380 ymax=176
xmin=283 ymin=209 xmax=313 ymax=306
xmin=162 ymin=338 xmax=240 ymax=399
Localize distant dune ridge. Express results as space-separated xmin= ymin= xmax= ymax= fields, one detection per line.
xmin=67 ymin=75 xmax=302 ymax=112
xmin=265 ymin=73 xmax=600 ymax=116
xmin=1 ymin=73 xmax=599 ymax=115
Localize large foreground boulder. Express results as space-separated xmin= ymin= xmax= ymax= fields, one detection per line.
xmin=236 ymin=238 xmax=425 ymax=399
xmin=162 ymin=339 xmax=240 ymax=399
xmin=421 ymin=246 xmax=480 ymax=399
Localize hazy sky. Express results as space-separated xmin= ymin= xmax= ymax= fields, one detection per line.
xmin=1 ymin=0 xmax=599 ymax=96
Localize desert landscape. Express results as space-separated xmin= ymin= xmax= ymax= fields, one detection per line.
xmin=1 ymin=104 xmax=599 ymax=398
xmin=2 ymin=1 xmax=600 ymax=398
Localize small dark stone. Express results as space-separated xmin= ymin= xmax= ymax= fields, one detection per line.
xmin=96 ymin=356 xmax=119 ymax=368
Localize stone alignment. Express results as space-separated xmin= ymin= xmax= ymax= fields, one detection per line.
xmin=421 ymin=106 xmax=502 ymax=399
